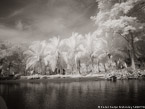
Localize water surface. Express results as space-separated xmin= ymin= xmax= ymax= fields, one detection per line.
xmin=0 ymin=80 xmax=145 ymax=109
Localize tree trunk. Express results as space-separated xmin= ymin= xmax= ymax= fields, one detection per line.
xmin=77 ymin=60 xmax=81 ymax=74
xmin=71 ymin=66 xmax=74 ymax=75
xmin=0 ymin=59 xmax=4 ymax=75
xmin=91 ymin=57 xmax=94 ymax=68
xmin=130 ymin=50 xmax=136 ymax=70
xmin=104 ymin=64 xmax=107 ymax=72
xmin=97 ymin=61 xmax=101 ymax=73
xmin=39 ymin=60 xmax=43 ymax=75
xmin=8 ymin=62 xmax=12 ymax=74
xmin=0 ymin=65 xmax=2 ymax=75
xmin=24 ymin=65 xmax=27 ymax=76
xmin=130 ymin=32 xmax=136 ymax=70
xmin=90 ymin=54 xmax=94 ymax=68
xmin=44 ymin=66 xmax=47 ymax=75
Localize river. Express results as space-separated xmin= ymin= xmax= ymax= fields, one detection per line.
xmin=0 ymin=80 xmax=145 ymax=109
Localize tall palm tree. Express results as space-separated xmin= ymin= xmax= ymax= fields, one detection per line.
xmin=63 ymin=32 xmax=84 ymax=74
xmin=46 ymin=37 xmax=67 ymax=74
xmin=24 ymin=41 xmax=50 ymax=75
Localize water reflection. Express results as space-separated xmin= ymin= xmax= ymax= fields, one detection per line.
xmin=0 ymin=80 xmax=145 ymax=109
xmin=0 ymin=96 xmax=7 ymax=109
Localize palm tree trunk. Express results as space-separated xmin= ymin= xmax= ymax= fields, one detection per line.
xmin=39 ymin=60 xmax=43 ymax=75
xmin=8 ymin=62 xmax=12 ymax=74
xmin=90 ymin=54 xmax=94 ymax=68
xmin=104 ymin=64 xmax=107 ymax=72
xmin=71 ymin=66 xmax=74 ymax=75
xmin=91 ymin=57 xmax=94 ymax=68
xmin=77 ymin=60 xmax=81 ymax=74
xmin=97 ymin=59 xmax=101 ymax=73
xmin=130 ymin=32 xmax=136 ymax=70
xmin=130 ymin=51 xmax=136 ymax=70
xmin=24 ymin=65 xmax=27 ymax=76
xmin=44 ymin=66 xmax=47 ymax=75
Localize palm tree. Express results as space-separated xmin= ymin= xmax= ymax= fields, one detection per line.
xmin=24 ymin=41 xmax=50 ymax=75
xmin=81 ymin=33 xmax=107 ymax=69
xmin=46 ymin=37 xmax=67 ymax=74
xmin=63 ymin=32 xmax=84 ymax=74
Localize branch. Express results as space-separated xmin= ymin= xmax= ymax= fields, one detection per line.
xmin=117 ymin=32 xmax=129 ymax=43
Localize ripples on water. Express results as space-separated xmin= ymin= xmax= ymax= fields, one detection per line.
xmin=0 ymin=80 xmax=145 ymax=109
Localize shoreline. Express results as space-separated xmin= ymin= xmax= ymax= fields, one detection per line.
xmin=1 ymin=69 xmax=145 ymax=83
xmin=1 ymin=76 xmax=145 ymax=84
xmin=0 ymin=76 xmax=105 ymax=83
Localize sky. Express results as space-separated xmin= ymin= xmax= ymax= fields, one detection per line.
xmin=0 ymin=0 xmax=98 ymax=42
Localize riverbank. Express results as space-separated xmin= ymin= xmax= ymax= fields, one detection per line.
xmin=0 ymin=74 xmax=105 ymax=83
xmin=1 ymin=69 xmax=145 ymax=83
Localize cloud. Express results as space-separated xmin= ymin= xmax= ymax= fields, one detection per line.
xmin=0 ymin=0 xmax=97 ymax=42
xmin=9 ymin=9 xmax=24 ymax=18
xmin=0 ymin=26 xmax=28 ymax=41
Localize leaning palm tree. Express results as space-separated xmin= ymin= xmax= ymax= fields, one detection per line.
xmin=24 ymin=41 xmax=50 ymax=75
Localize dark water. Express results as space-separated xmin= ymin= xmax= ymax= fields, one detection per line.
xmin=0 ymin=80 xmax=145 ymax=109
